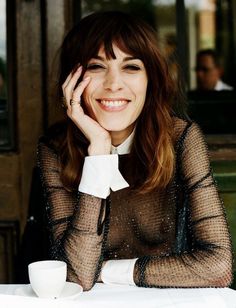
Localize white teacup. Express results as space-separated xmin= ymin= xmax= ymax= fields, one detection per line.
xmin=28 ymin=260 xmax=67 ymax=298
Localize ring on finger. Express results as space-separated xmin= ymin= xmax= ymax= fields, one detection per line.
xmin=70 ymin=98 xmax=81 ymax=106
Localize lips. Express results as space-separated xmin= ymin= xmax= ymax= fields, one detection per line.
xmin=96 ymin=99 xmax=130 ymax=111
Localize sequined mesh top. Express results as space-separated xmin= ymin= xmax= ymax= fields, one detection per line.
xmin=37 ymin=118 xmax=232 ymax=291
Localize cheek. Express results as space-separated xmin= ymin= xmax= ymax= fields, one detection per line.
xmin=138 ymin=75 xmax=148 ymax=94
xmin=138 ymin=83 xmax=148 ymax=112
xmin=133 ymin=89 xmax=147 ymax=117
xmin=82 ymin=77 xmax=101 ymax=103
xmin=137 ymin=81 xmax=148 ymax=102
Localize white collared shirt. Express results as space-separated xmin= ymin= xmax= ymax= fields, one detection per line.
xmin=110 ymin=129 xmax=135 ymax=155
xmin=78 ymin=130 xmax=135 ymax=199
xmin=214 ymin=80 xmax=233 ymax=91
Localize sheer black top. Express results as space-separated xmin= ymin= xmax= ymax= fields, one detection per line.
xmin=37 ymin=117 xmax=233 ymax=291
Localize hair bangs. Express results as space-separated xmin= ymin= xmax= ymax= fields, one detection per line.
xmin=82 ymin=20 xmax=147 ymax=64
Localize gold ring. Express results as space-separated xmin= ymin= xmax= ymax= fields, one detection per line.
xmin=70 ymin=99 xmax=80 ymax=106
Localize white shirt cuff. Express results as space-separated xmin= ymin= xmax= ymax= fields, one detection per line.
xmin=78 ymin=154 xmax=129 ymax=199
xmin=101 ymin=259 xmax=138 ymax=286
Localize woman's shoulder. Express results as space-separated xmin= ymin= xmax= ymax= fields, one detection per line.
xmin=172 ymin=116 xmax=203 ymax=142
xmin=172 ymin=116 xmax=191 ymax=141
xmin=172 ymin=116 xmax=205 ymax=148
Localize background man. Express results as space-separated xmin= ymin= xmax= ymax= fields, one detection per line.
xmin=195 ymin=49 xmax=233 ymax=91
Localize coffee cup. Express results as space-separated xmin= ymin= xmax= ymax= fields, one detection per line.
xmin=28 ymin=260 xmax=67 ymax=298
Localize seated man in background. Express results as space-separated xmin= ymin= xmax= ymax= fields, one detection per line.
xmin=195 ymin=49 xmax=233 ymax=91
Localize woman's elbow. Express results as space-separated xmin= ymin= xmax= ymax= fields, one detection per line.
xmin=214 ymin=269 xmax=233 ymax=287
xmin=67 ymin=270 xmax=95 ymax=291
xmin=80 ymin=281 xmax=94 ymax=291
xmin=210 ymin=260 xmax=233 ymax=287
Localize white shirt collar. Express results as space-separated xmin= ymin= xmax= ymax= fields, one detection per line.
xmin=111 ymin=129 xmax=135 ymax=155
xmin=214 ymin=80 xmax=233 ymax=91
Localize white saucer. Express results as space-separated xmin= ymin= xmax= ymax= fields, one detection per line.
xmin=14 ymin=282 xmax=83 ymax=300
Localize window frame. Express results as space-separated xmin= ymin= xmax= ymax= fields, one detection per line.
xmin=179 ymin=0 xmax=236 ymax=135
xmin=0 ymin=0 xmax=17 ymax=151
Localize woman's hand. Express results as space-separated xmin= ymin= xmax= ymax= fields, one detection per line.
xmin=62 ymin=66 xmax=111 ymax=155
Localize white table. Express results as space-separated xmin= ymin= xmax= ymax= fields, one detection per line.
xmin=0 ymin=283 xmax=236 ymax=308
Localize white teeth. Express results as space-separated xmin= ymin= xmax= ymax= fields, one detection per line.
xmin=100 ymin=100 xmax=128 ymax=107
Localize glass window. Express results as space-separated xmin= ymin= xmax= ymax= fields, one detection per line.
xmin=186 ymin=0 xmax=236 ymax=134
xmin=0 ymin=0 xmax=16 ymax=151
xmin=81 ymin=0 xmax=176 ymax=36
xmin=185 ymin=0 xmax=235 ymax=90
xmin=0 ymin=0 xmax=8 ymax=147
xmin=0 ymin=0 xmax=15 ymax=150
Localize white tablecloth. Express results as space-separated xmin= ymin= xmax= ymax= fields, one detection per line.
xmin=0 ymin=283 xmax=236 ymax=308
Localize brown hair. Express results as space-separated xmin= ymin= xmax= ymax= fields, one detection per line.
xmin=57 ymin=11 xmax=182 ymax=193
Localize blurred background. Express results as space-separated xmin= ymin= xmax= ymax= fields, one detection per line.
xmin=0 ymin=0 xmax=235 ymax=287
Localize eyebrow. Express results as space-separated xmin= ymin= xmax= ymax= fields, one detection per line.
xmin=91 ymin=55 xmax=141 ymax=62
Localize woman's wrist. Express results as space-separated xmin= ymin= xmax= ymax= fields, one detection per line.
xmin=88 ymin=139 xmax=111 ymax=155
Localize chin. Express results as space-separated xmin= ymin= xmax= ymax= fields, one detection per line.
xmin=101 ymin=125 xmax=126 ymax=132
xmin=99 ymin=121 xmax=129 ymax=132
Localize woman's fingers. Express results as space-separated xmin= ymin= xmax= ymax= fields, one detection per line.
xmin=62 ymin=66 xmax=81 ymax=91
xmin=62 ymin=66 xmax=92 ymax=112
xmin=72 ymin=76 xmax=91 ymax=101
xmin=61 ymin=69 xmax=111 ymax=151
xmin=62 ymin=67 xmax=96 ymax=137
xmin=62 ymin=72 xmax=73 ymax=90
xmin=65 ymin=75 xmax=91 ymax=126
xmin=62 ymin=66 xmax=83 ymax=104
xmin=66 ymin=76 xmax=91 ymax=114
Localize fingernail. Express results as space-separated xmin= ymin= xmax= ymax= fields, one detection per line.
xmin=84 ymin=76 xmax=91 ymax=81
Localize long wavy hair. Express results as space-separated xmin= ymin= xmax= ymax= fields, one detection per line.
xmin=56 ymin=11 xmax=184 ymax=193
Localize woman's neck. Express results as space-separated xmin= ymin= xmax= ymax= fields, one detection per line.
xmin=110 ymin=125 xmax=134 ymax=147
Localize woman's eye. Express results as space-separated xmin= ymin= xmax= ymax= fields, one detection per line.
xmin=124 ymin=65 xmax=141 ymax=71
xmin=86 ymin=64 xmax=104 ymax=70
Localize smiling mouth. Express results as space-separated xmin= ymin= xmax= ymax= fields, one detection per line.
xmin=97 ymin=99 xmax=130 ymax=107
xmin=96 ymin=99 xmax=131 ymax=111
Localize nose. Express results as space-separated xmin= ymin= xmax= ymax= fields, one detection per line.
xmin=103 ymin=68 xmax=123 ymax=92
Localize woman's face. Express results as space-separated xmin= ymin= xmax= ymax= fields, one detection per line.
xmin=82 ymin=44 xmax=148 ymax=143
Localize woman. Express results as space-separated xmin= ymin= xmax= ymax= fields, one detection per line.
xmin=38 ymin=11 xmax=232 ymax=291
